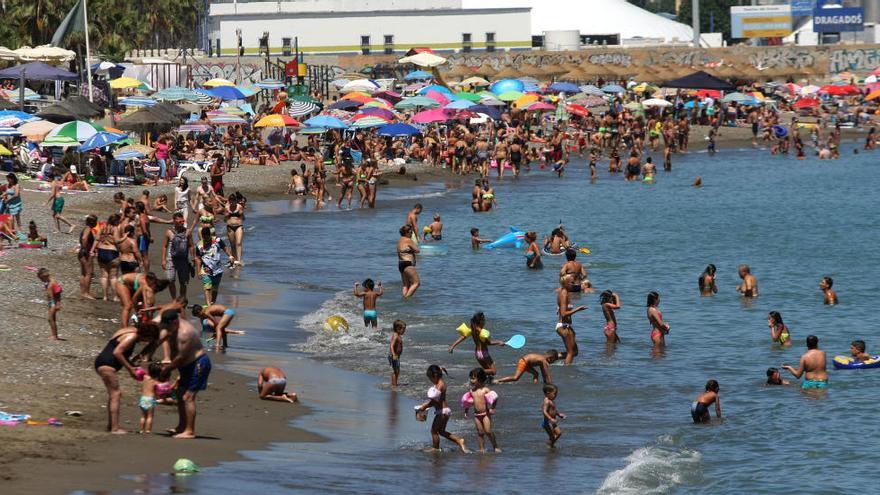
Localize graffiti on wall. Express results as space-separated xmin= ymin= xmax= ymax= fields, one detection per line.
xmin=746 ymin=48 xmax=816 ymax=70
xmin=587 ymin=53 xmax=632 ymax=66
xmin=828 ymin=48 xmax=880 ymax=74
xmin=446 ymin=52 xmax=635 ymax=70
xmin=645 ymin=50 xmax=721 ymax=67
xmin=191 ymin=62 xmax=262 ymax=85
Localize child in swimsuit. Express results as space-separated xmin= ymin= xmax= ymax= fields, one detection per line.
xmin=354 ymin=278 xmax=383 ymax=329
xmin=448 ymin=312 xmax=506 ymax=377
xmin=768 ymin=311 xmax=790 ymax=347
xmin=139 ymin=363 xmax=166 ymax=434
xmin=37 ymin=268 xmax=62 ymax=340
xmin=414 ymin=365 xmax=469 ymax=453
xmin=462 ymin=368 xmax=500 ymax=453
xmin=388 ymin=320 xmax=406 ymax=387
xmin=600 ymin=290 xmax=621 ymax=343
xmin=691 ymin=379 xmax=721 ymax=424
xmin=542 ymin=384 xmax=565 ymax=448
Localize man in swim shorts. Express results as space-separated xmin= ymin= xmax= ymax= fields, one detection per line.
xmin=736 ymin=264 xmax=759 ymax=298
xmin=159 ymin=309 xmax=211 ymax=439
xmin=496 ymin=350 xmax=559 ymax=384
xmin=258 ymin=367 xmax=297 ymax=403
xmin=45 ymin=175 xmax=75 ymax=234
xmin=783 ymin=335 xmax=828 ymax=390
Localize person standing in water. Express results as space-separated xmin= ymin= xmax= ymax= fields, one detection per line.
xmin=736 ymin=264 xmax=759 ymax=298
xmin=698 ymin=264 xmax=717 ymax=296
xmin=600 ymin=290 xmax=621 ymax=343
xmin=820 ymin=277 xmax=837 ymax=305
xmin=647 ymin=291 xmax=670 ymax=347
xmin=449 ymin=311 xmax=506 ymax=377
xmin=406 ymin=203 xmax=422 ymax=241
xmin=690 ymin=379 xmax=721 ymax=424
xmin=396 ymin=225 xmax=420 ymax=298
xmin=414 ymin=365 xmax=469 ymax=453
xmin=560 ymin=248 xmax=591 ymax=293
xmin=524 ymin=232 xmax=542 ymax=269
xmin=783 ymin=335 xmax=828 ymax=390
xmin=768 ymin=311 xmax=791 ymax=346
xmin=556 ymin=286 xmax=587 ymax=365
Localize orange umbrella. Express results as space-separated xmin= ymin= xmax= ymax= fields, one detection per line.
xmin=867 ymin=89 xmax=880 ymax=101
xmin=341 ymin=92 xmax=372 ymax=103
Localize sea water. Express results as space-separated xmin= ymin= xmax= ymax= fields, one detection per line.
xmin=123 ymin=145 xmax=879 ymax=494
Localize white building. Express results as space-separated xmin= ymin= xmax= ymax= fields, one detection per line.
xmin=207 ymin=0 xmax=531 ymax=56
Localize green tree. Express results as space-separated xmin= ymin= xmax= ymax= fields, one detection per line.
xmin=678 ymin=0 xmax=741 ymax=42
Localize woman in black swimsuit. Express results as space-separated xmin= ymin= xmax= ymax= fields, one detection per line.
xmin=224 ymin=193 xmax=245 ymax=264
xmin=78 ymin=215 xmax=98 ymax=299
xmin=397 ymin=225 xmax=420 ymax=298
xmin=95 ymin=214 xmax=122 ymax=301
xmin=94 ymin=321 xmax=160 ymax=434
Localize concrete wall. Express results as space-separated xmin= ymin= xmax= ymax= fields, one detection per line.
xmin=209 ymin=8 xmax=530 ymax=55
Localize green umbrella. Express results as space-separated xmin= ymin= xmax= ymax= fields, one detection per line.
xmin=477 ymin=90 xmax=497 ymax=99
xmin=395 ymin=96 xmax=439 ymax=109
xmin=453 ymin=91 xmax=481 ymax=102
xmin=291 ymin=94 xmax=320 ymax=105
xmin=497 ymin=91 xmax=524 ymax=102
xmin=43 ymin=120 xmax=104 ymax=143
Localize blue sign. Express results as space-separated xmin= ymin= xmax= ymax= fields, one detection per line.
xmin=813 ymin=7 xmax=865 ymax=32
xmin=790 ymin=0 xmax=813 ymax=16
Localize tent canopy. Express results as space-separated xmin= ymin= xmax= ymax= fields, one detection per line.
xmin=662 ymin=71 xmax=736 ymax=91
xmin=0 ymin=61 xmax=77 ymax=81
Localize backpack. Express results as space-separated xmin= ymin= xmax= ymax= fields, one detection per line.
xmin=169 ymin=230 xmax=189 ymax=260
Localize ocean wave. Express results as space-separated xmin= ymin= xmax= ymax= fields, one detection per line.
xmin=596 ymin=435 xmax=702 ymax=495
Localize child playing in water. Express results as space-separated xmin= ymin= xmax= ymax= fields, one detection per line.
xmin=850 ymin=340 xmax=871 ymax=363
xmin=691 ymin=379 xmax=721 ymax=424
xmin=192 ymin=304 xmax=246 ymax=350
xmin=600 ymin=290 xmax=621 ymax=343
xmin=462 ymin=368 xmax=500 ymax=453
xmin=414 ymin=365 xmax=469 ymax=453
xmin=496 ymin=350 xmax=559 ymax=384
xmin=354 ymin=279 xmax=384 ymax=329
xmin=542 ymin=384 xmax=565 ymax=448
xmin=766 ymin=367 xmax=789 ymax=385
xmin=388 ymin=320 xmax=405 ymax=387
xmin=258 ymin=367 xmax=298 ymax=403
xmin=470 ymin=228 xmax=491 ymax=250
xmin=424 ymin=214 xmax=442 ymax=241
xmin=36 ymin=268 xmax=62 ymax=340
xmin=820 ymin=277 xmax=837 ymax=305
xmin=138 ymin=362 xmax=164 ymax=433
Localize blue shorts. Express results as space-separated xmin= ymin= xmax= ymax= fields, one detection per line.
xmin=179 ymin=353 xmax=212 ymax=393
xmin=137 ymin=235 xmax=149 ymax=253
xmin=201 ymin=272 xmax=222 ymax=290
xmin=363 ymin=309 xmax=377 ymax=326
xmin=802 ymin=379 xmax=828 ymax=390
xmin=223 ymin=308 xmax=235 ymax=317
xmin=387 ymin=354 xmax=399 ymax=373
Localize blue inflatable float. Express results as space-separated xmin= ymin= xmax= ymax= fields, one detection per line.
xmin=483 ymin=226 xmax=526 ymax=250
xmin=833 ymin=355 xmax=880 ymax=370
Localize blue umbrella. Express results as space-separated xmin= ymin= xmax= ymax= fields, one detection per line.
xmin=417 ymin=84 xmax=454 ymax=96
xmin=78 ymin=131 xmax=128 ymax=152
xmin=0 ymin=110 xmax=38 ymax=122
xmin=549 ymin=82 xmax=580 ymax=93
xmin=328 ymin=100 xmax=362 ymax=111
xmin=601 ymin=84 xmax=626 ymax=94
xmin=256 ymin=78 xmax=286 ymax=90
xmin=469 ymin=104 xmax=501 ymax=120
xmin=0 ymin=126 xmax=22 ymax=137
xmin=304 ymin=115 xmax=348 ymax=129
xmin=579 ymin=85 xmax=605 ymax=96
xmin=377 ymin=123 xmax=422 ymax=137
xmin=444 ymin=99 xmax=475 ymax=110
xmin=207 ymin=86 xmax=247 ymax=101
xmin=403 ymin=70 xmax=433 ymax=81
xmin=119 ymin=96 xmax=157 ymax=107
xmin=683 ymin=100 xmax=705 ymax=109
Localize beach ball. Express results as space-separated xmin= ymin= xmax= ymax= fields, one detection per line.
xmin=490 ymin=79 xmax=524 ymax=96
xmin=173 ymin=458 xmax=200 ymax=473
xmin=324 ymin=315 xmax=349 ymax=332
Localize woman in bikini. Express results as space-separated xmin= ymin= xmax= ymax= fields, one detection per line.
xmin=95 ymin=214 xmax=122 ymax=301
xmin=224 ymin=193 xmax=245 ymax=264
xmin=78 ymin=215 xmax=98 ymax=299
xmin=647 ymin=291 xmax=670 ymax=347
xmin=116 ymin=272 xmax=167 ymax=326
xmin=556 ymin=286 xmax=587 ymax=365
xmin=698 ymin=264 xmax=717 ymax=296
xmin=397 ymin=225 xmax=420 ymax=298
xmin=117 ymin=225 xmax=143 ymax=275
xmin=600 ymin=290 xmax=621 ymax=343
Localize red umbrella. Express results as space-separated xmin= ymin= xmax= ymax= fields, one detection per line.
xmin=819 ymin=84 xmax=860 ymax=96
xmin=565 ymin=103 xmax=590 ymax=117
xmin=696 ymin=89 xmax=721 ymax=98
xmin=412 ymin=108 xmax=451 ymax=123
xmin=526 ymin=101 xmax=556 ymax=112
xmin=793 ymin=98 xmax=820 ymax=109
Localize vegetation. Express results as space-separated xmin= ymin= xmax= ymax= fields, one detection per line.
xmin=0 ymin=0 xmax=203 ymax=61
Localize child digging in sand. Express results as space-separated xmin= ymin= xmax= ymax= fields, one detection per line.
xmin=37 ymin=268 xmax=62 ymax=340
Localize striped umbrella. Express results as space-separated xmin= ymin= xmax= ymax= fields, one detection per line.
xmin=207 ymin=113 xmax=246 ymax=125
xmin=0 ymin=125 xmax=21 ymax=137
xmin=351 ymin=116 xmax=388 ymax=128
xmin=154 ymin=87 xmax=199 ymax=102
xmin=44 ymin=120 xmax=104 ymax=143
xmin=288 ymin=101 xmax=320 ymax=117
xmin=257 ymin=78 xmax=285 ymax=90
xmin=1 ymin=87 xmax=40 ymax=101
xmin=192 ymin=90 xmax=216 ymax=105
xmin=177 ymin=123 xmax=212 ymax=133
xmin=119 ymin=96 xmax=157 ymax=107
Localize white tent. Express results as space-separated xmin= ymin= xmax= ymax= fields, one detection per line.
xmin=463 ymin=0 xmax=698 ymax=45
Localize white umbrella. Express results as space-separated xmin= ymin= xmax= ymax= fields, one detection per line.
xmin=340 ymin=79 xmax=380 ymax=94
xmin=398 ymin=52 xmax=446 ymax=68
xmin=642 ymin=98 xmax=672 ymax=108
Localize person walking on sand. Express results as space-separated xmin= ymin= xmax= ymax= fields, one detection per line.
xmin=4 ymin=173 xmax=22 ymax=229
xmin=159 ymin=309 xmax=211 ymax=439
xmin=45 ymin=175 xmax=75 ymax=233
xmin=258 ymin=367 xmax=297 ymax=403
xmin=94 ymin=321 xmax=160 ymax=434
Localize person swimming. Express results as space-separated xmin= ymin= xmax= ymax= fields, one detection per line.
xmin=768 ymin=311 xmax=790 ymax=346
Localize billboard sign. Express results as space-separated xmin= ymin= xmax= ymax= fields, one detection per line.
xmin=731 ymin=5 xmax=793 ymax=38
xmin=790 ymin=0 xmax=813 ymax=16
xmin=813 ymin=7 xmax=865 ymax=32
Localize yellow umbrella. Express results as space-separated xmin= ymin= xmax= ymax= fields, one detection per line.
xmin=632 ymin=82 xmax=658 ymax=93
xmin=109 ymin=77 xmax=145 ymax=89
xmin=254 ymin=114 xmax=301 ymax=127
xmin=513 ymin=94 xmax=540 ymax=109
xmin=203 ymin=78 xmax=235 ymax=87
xmin=0 ymin=144 xmax=11 ymax=156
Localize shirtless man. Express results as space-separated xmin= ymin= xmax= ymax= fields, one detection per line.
xmin=559 ymin=248 xmax=591 ymax=293
xmin=257 ymin=367 xmax=297 ymax=403
xmin=406 ymin=203 xmax=422 ymax=238
xmin=496 ymin=350 xmax=559 ymax=384
xmin=783 ymin=335 xmax=828 ymax=390
xmin=159 ymin=309 xmax=211 ymax=439
xmin=45 ymin=175 xmax=75 ymax=233
xmin=736 ymin=264 xmax=759 ymax=298
xmin=820 ymin=277 xmax=837 ymax=305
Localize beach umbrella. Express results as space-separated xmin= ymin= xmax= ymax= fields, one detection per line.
xmin=351 ymin=116 xmax=388 ymax=128
xmin=340 ymin=79 xmax=380 ymax=94
xmin=444 ymin=99 xmax=475 ymax=110
xmin=632 ymin=83 xmax=658 ymax=93
xmin=683 ymin=100 xmax=705 ymax=109
xmin=0 ymin=110 xmax=38 ymax=122
xmin=288 ymin=101 xmax=321 ymax=117
xmin=643 ymin=98 xmax=672 ymax=108
xmin=254 ymin=114 xmax=301 ymax=127
xmin=800 ymin=85 xmax=820 ymax=95
xmin=793 ymin=98 xmax=820 ymax=109
xmin=377 ymin=123 xmax=421 ymax=137
xmin=113 ymin=144 xmax=154 ymax=159
xmin=524 ymin=101 xmax=556 ymax=112
xmin=497 ymin=91 xmax=524 ymax=102
xmin=78 ymin=131 xmax=128 ymax=152
xmin=549 ymin=82 xmax=580 ymax=94
xmin=44 ymin=120 xmax=104 ymax=143
xmin=513 ymin=94 xmax=540 ymax=109
xmin=41 ymin=134 xmax=79 ymax=147
xmin=398 ymin=52 xmax=446 ymax=68
xmin=373 ymin=90 xmax=402 ymax=104
xmin=624 ymin=102 xmax=643 ymax=111
xmin=352 ymin=112 xmax=391 ymax=123
xmin=0 ymin=126 xmax=21 ymax=137
xmin=581 ymin=96 xmax=607 ymax=108
xmin=257 ymin=78 xmax=286 ymax=90
xmin=461 ymin=76 xmax=490 ymax=87
xmin=341 ymin=92 xmax=373 ymax=103
xmin=153 ymin=86 xmax=199 ymax=102
xmin=453 ymin=92 xmax=482 ymax=102
xmin=177 ymin=122 xmax=212 ymax=133
xmin=109 ymin=76 xmax=146 ymax=89
xmin=236 ymin=86 xmax=259 ymax=97
xmin=203 ymin=78 xmax=234 ymax=87
xmin=601 ymin=84 xmax=626 ymax=94
xmin=395 ymin=96 xmax=439 ymax=109
xmin=118 ymin=107 xmax=180 ymax=131
xmin=359 ymin=107 xmax=396 ymax=120
xmin=579 ymin=85 xmax=605 ymax=96
xmin=18 ymin=120 xmax=57 ymax=139
xmin=721 ymin=92 xmax=754 ymax=104
xmin=695 ymin=89 xmax=721 ymax=99
xmin=330 ymin=78 xmax=351 ymax=89
xmin=404 ymin=70 xmax=433 ymax=81
xmin=469 ymin=104 xmax=501 ymax=120
xmin=119 ymin=96 xmax=157 ymax=107
xmin=207 ymin=86 xmax=247 ymax=101
xmin=565 ymin=104 xmax=590 ymax=117
xmin=328 ymin=100 xmax=362 ymax=111
xmin=412 ymin=108 xmax=451 ymax=123
xmin=480 ymin=98 xmax=508 ymax=107
xmin=866 ymin=89 xmax=880 ymax=101
xmin=417 ymin=84 xmax=454 ymax=96
xmin=0 ymin=144 xmax=11 ymax=155
xmin=304 ymin=115 xmax=348 ymax=129
xmin=206 ymin=112 xmax=247 ymax=125
xmin=0 ymin=87 xmax=40 ymax=101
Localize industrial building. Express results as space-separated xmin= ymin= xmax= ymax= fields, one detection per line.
xmin=205 ymin=0 xmax=531 ymax=56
